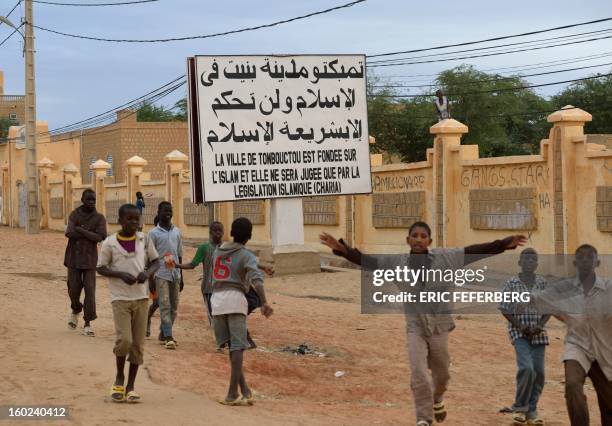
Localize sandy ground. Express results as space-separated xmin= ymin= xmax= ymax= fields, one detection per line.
xmin=0 ymin=227 xmax=600 ymax=425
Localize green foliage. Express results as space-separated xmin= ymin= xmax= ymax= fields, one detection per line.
xmin=0 ymin=118 xmax=12 ymax=140
xmin=367 ymin=65 xmax=555 ymax=161
xmin=552 ymin=71 xmax=612 ymax=134
xmin=437 ymin=65 xmax=551 ymax=157
xmin=136 ymin=101 xmax=187 ymax=122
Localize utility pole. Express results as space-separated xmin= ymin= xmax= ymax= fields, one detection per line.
xmin=24 ymin=0 xmax=39 ymax=234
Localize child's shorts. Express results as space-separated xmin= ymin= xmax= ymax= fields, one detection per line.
xmin=111 ymin=299 xmax=148 ymax=365
xmin=213 ymin=314 xmax=248 ymax=352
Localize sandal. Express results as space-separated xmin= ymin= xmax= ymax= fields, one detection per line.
xmin=513 ymin=413 xmax=527 ymax=425
xmin=126 ymin=390 xmax=141 ymax=403
xmin=416 ymin=421 xmax=430 ymax=426
xmin=68 ymin=313 xmax=78 ymax=329
xmin=242 ymin=390 xmax=256 ymax=405
xmin=218 ymin=396 xmax=248 ymax=406
xmin=433 ymin=401 xmax=447 ymax=422
xmin=527 ymin=419 xmax=544 ymax=425
xmin=110 ymin=385 xmax=125 ymax=403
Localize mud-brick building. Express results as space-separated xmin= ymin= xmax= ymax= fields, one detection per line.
xmin=51 ymin=110 xmax=188 ymax=184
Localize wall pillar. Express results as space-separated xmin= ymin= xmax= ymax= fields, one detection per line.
xmin=430 ymin=119 xmax=468 ymax=247
xmin=37 ymin=157 xmax=55 ymax=229
xmin=164 ymin=150 xmax=188 ymax=229
xmin=91 ymin=160 xmax=111 ymax=217
xmin=547 ymin=105 xmax=592 ymax=255
xmin=126 ymin=155 xmax=148 ymax=204
xmin=1 ymin=165 xmax=8 ymax=225
xmin=62 ymin=163 xmax=79 ymax=224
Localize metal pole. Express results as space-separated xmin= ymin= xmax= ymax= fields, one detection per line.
xmin=24 ymin=0 xmax=39 ymax=234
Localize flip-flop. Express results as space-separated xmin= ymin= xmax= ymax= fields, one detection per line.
xmin=433 ymin=401 xmax=447 ymax=422
xmin=218 ymin=396 xmax=248 ymax=406
xmin=527 ymin=419 xmax=545 ymax=425
xmin=126 ymin=391 xmax=141 ymax=403
xmin=110 ymin=385 xmax=125 ymax=403
xmin=242 ymin=390 xmax=257 ymax=405
xmin=513 ymin=413 xmax=527 ymax=425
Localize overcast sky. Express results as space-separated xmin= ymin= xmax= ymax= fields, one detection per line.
xmin=1 ymin=0 xmax=611 ymax=129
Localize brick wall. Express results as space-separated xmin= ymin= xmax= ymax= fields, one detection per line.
xmin=0 ymin=95 xmax=25 ymax=125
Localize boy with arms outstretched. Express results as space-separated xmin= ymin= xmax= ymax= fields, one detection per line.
xmin=321 ymin=222 xmax=526 ymax=426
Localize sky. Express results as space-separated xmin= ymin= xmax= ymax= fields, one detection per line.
xmin=1 ymin=0 xmax=611 ymax=130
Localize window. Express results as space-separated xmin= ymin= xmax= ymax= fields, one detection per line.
xmin=8 ymin=113 xmax=17 ymax=121
xmin=88 ymin=157 xmax=96 ymax=178
xmin=106 ymin=154 xmax=114 ymax=177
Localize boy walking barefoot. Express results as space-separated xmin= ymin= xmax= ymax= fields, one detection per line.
xmin=212 ymin=217 xmax=273 ymax=405
xmin=64 ymin=189 xmax=107 ymax=337
xmin=321 ymin=222 xmax=526 ymax=426
xmin=97 ymin=204 xmax=160 ymax=403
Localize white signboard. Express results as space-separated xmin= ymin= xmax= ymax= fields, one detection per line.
xmin=187 ymin=55 xmax=371 ymax=203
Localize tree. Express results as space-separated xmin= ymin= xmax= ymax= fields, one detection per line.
xmin=137 ymin=102 xmax=180 ymax=122
xmin=436 ymin=65 xmax=551 ymax=157
xmin=552 ymin=71 xmax=612 ymax=134
xmin=366 ymin=66 xmax=553 ymax=162
xmin=0 ymin=118 xmax=12 ymax=140
xmin=173 ymin=98 xmax=187 ymax=121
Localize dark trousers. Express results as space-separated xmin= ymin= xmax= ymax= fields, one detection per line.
xmin=565 ymin=360 xmax=612 ymax=426
xmin=67 ymin=268 xmax=97 ymax=322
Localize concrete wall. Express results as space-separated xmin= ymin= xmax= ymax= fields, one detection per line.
xmin=3 ymin=106 xmax=611 ymax=260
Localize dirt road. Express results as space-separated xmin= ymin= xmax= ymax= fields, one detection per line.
xmin=0 ymin=227 xmax=597 ymax=425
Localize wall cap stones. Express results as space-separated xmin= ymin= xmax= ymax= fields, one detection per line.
xmin=547 ymin=105 xmax=592 ymax=124
xmin=430 ymin=118 xmax=469 ymax=135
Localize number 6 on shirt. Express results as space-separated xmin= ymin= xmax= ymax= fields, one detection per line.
xmin=213 ymin=256 xmax=232 ymax=280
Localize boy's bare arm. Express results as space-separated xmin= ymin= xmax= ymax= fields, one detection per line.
xmin=252 ymin=281 xmax=273 ymax=317
xmin=177 ymin=262 xmax=196 ymax=270
xmin=97 ymin=265 xmax=137 ymax=285
xmin=138 ymin=258 xmax=160 ymax=283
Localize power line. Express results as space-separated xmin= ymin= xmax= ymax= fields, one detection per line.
xmin=33 ymin=0 xmax=366 ymax=43
xmin=0 ymin=23 xmax=23 ymax=48
xmin=367 ymin=16 xmax=612 ymax=59
xmin=2 ymin=0 xmax=21 ymax=19
xmin=47 ymin=80 xmax=185 ymax=136
xmin=32 ymin=0 xmax=158 ymax=5
xmin=368 ymin=73 xmax=612 ymax=98
xmin=367 ymin=34 xmax=612 ymax=68
xmin=368 ymin=28 xmax=612 ymax=65
xmin=8 ymin=79 xmax=187 ymax=144
xmin=47 ymin=75 xmax=185 ymax=135
xmin=373 ymin=61 xmax=612 ymax=89
xmin=379 ymin=51 xmax=612 ymax=82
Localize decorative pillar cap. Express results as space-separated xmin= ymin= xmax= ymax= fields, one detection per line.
xmin=547 ymin=105 xmax=592 ymax=123
xmin=90 ymin=159 xmax=111 ymax=171
xmin=430 ymin=118 xmax=469 ymax=135
xmin=63 ymin=163 xmax=80 ymax=175
xmin=164 ymin=150 xmax=189 ymax=162
xmin=126 ymin=155 xmax=148 ymax=167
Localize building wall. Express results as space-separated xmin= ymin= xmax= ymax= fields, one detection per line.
xmin=5 ymin=107 xmax=611 ymax=268
xmin=0 ymin=72 xmax=25 ymax=125
xmin=0 ymin=95 xmax=25 ymax=125
xmin=52 ymin=111 xmax=188 ymax=184
xmin=119 ymin=122 xmax=188 ymax=182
